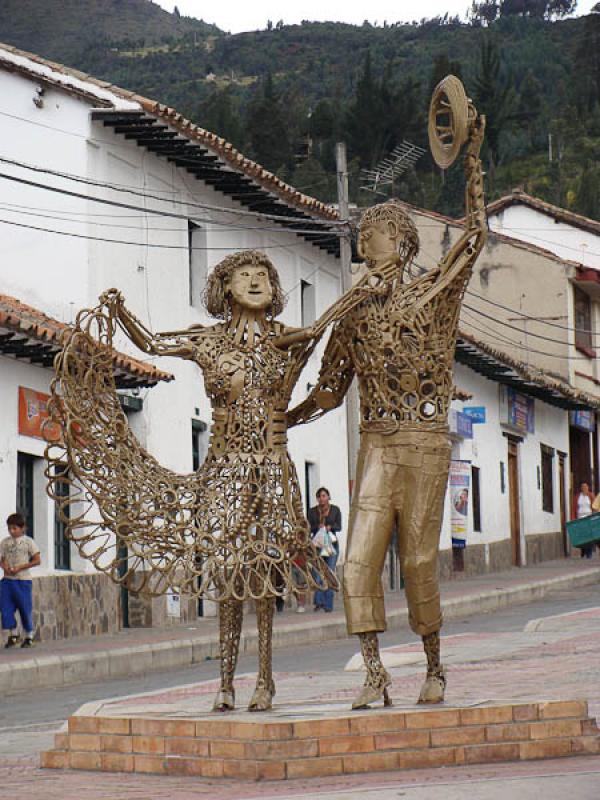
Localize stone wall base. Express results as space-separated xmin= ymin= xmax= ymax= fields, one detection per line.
xmin=525 ymin=530 xmax=566 ymax=564
xmin=32 ymin=573 xmax=120 ymax=641
xmin=127 ymin=588 xmax=200 ymax=628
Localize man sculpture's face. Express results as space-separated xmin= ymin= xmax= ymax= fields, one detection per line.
xmin=226 ymin=263 xmax=273 ymax=312
xmin=357 ymin=220 xmax=401 ymax=267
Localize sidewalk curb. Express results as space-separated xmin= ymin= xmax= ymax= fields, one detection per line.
xmin=2 ymin=566 xmax=599 ymax=694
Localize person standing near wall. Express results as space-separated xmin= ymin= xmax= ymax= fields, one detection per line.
xmin=573 ymin=481 xmax=596 ymax=559
xmin=308 ymin=488 xmax=341 ymax=612
xmin=0 ymin=512 xmax=41 ymax=648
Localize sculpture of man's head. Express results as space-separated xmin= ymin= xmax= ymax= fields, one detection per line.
xmin=357 ymin=200 xmax=420 ymax=270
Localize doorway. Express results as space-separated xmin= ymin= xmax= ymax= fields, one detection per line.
xmin=507 ymin=439 xmax=522 ymax=566
xmin=558 ymin=451 xmax=568 ymax=556
xmin=569 ymin=425 xmax=592 ymax=499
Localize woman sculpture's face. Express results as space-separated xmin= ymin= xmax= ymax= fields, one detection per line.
xmin=226 ymin=264 xmax=273 ymax=311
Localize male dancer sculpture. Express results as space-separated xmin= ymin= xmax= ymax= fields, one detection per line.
xmin=289 ymin=89 xmax=486 ymax=708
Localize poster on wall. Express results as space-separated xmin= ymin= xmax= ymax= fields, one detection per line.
xmin=450 ymin=459 xmax=471 ymax=549
xmin=166 ymin=588 xmax=181 ymax=618
xmin=18 ymin=387 xmax=61 ymax=442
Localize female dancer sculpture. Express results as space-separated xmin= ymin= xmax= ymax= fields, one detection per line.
xmin=46 ymin=249 xmax=375 ymax=712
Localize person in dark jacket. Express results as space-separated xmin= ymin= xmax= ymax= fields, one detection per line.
xmin=308 ymin=488 xmax=342 ymax=612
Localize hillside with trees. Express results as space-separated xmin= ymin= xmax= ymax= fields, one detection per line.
xmin=0 ymin=0 xmax=599 ymax=219
xmin=0 ymin=0 xmax=219 ymax=63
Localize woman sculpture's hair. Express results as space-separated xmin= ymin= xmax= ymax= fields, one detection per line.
xmin=203 ymin=250 xmax=286 ymax=320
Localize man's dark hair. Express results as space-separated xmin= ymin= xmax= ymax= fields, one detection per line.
xmin=316 ymin=487 xmax=331 ymax=498
xmin=6 ymin=512 xmax=26 ymax=528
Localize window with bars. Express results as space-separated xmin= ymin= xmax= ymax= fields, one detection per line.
xmin=54 ymin=463 xmax=71 ymax=570
xmin=574 ymin=286 xmax=594 ymax=354
xmin=471 ymin=465 xmax=482 ymax=532
xmin=541 ymin=444 xmax=555 ymax=513
xmin=301 ymin=280 xmax=316 ymax=327
xmin=188 ymin=221 xmax=207 ymax=308
xmin=192 ymin=419 xmax=208 ymax=471
xmin=16 ymin=452 xmax=35 ymax=538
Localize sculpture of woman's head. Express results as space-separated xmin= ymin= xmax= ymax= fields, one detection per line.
xmin=203 ymin=250 xmax=286 ymax=320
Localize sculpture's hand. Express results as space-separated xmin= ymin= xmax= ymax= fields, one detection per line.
xmin=99 ymin=288 xmax=126 ymax=319
xmin=467 ymin=113 xmax=486 ymax=158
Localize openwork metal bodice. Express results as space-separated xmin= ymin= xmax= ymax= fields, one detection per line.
xmin=343 ymin=264 xmax=471 ymax=433
xmin=186 ymin=325 xmax=296 ymax=456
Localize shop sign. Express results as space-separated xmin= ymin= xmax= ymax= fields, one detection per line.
xmin=463 ymin=406 xmax=486 ymax=424
xmin=450 ymin=459 xmax=471 ymax=548
xmin=500 ymin=386 xmax=535 ymax=434
xmin=570 ymin=410 xmax=596 ymax=433
xmin=18 ymin=387 xmax=61 ymax=442
xmin=449 ymin=409 xmax=473 ymax=439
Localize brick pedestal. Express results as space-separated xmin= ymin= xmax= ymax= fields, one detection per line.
xmin=41 ymin=699 xmax=600 ymax=780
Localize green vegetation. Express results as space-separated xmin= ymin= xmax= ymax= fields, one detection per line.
xmin=1 ymin=0 xmax=599 ymax=219
xmin=0 ymin=0 xmax=218 ymax=62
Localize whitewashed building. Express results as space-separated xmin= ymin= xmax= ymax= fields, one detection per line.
xmin=487 ymin=190 xmax=600 ymax=270
xmin=0 ymin=43 xmax=348 ymax=636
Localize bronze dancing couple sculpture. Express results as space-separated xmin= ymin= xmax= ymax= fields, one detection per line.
xmin=46 ymin=77 xmax=486 ymax=713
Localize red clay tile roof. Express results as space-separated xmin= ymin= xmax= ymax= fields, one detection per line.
xmin=137 ymin=97 xmax=339 ymax=221
xmin=457 ymin=329 xmax=600 ymax=409
xmin=379 ymin=200 xmax=585 ymax=268
xmin=0 ymin=294 xmax=172 ymax=387
xmin=486 ymin=191 xmax=600 ymax=237
xmin=0 ymin=42 xmax=338 ymax=223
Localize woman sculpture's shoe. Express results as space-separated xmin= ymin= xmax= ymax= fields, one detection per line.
xmin=247 ymin=679 xmax=275 ymax=712
xmin=417 ymin=668 xmax=446 ymax=704
xmin=212 ymin=689 xmax=235 ymax=712
xmin=351 ymin=672 xmax=393 ymax=710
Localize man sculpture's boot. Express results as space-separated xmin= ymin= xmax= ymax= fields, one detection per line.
xmin=418 ymin=630 xmax=446 ymax=704
xmin=351 ymin=632 xmax=393 ymax=710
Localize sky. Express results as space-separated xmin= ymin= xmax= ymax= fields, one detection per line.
xmin=155 ymin=0 xmax=598 ymax=34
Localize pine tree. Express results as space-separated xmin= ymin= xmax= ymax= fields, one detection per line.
xmin=246 ymin=73 xmax=293 ymax=174
xmin=345 ymin=52 xmax=384 ymax=167
xmin=577 ymin=163 xmax=600 ymax=219
xmin=429 ymin=54 xmax=463 ymax=95
xmin=473 ymin=36 xmax=515 ymax=168
xmin=574 ymin=6 xmax=600 ymax=112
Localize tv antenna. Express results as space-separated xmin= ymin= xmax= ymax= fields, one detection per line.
xmin=360 ymin=140 xmax=426 ymax=196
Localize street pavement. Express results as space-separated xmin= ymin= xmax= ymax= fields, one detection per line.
xmin=2 ymin=558 xmax=600 ymax=694
xmin=1 ymin=558 xmax=600 ymax=798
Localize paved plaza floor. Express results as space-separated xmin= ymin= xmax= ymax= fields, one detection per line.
xmin=2 ymin=559 xmax=600 ymax=797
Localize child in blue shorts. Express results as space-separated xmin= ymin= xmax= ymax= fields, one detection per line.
xmin=0 ymin=512 xmax=41 ymax=648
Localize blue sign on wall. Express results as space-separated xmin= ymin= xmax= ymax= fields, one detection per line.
xmin=570 ymin=410 xmax=596 ymax=433
xmin=463 ymin=406 xmax=486 ymax=424
xmin=506 ymin=387 xmax=535 ymax=434
xmin=450 ymin=410 xmax=473 ymax=439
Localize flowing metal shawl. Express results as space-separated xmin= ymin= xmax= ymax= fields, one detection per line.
xmin=45 ymin=300 xmax=337 ymax=601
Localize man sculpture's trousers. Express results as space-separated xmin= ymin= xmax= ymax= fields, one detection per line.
xmin=343 ymin=430 xmax=451 ymax=637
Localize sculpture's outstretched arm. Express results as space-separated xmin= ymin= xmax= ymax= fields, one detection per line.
xmin=409 ymin=114 xmax=487 ymax=312
xmin=287 ymin=325 xmax=355 ymax=427
xmin=100 ymin=289 xmax=198 ymax=359
xmin=273 ymin=268 xmax=393 ymax=350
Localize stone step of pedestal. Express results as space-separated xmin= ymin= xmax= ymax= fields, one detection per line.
xmin=40 ymin=700 xmax=600 ymax=780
